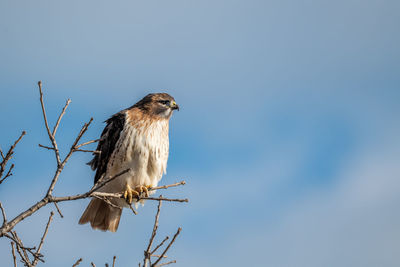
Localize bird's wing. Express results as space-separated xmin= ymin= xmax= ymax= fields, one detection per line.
xmin=88 ymin=112 xmax=126 ymax=184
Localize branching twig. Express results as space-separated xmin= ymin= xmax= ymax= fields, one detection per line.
xmin=151 ymin=236 xmax=169 ymax=255
xmin=38 ymin=81 xmax=61 ymax=165
xmin=144 ymin=200 xmax=163 ymax=266
xmin=151 ymin=228 xmax=182 ymax=267
xmin=52 ymin=99 xmax=71 ymax=137
xmin=0 ymin=131 xmax=26 ymax=184
xmin=11 ymin=231 xmax=34 ymax=267
xmin=32 ymin=212 xmax=54 ymax=266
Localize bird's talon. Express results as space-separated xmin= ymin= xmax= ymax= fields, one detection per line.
xmin=133 ymin=185 xmax=151 ymax=198
xmin=123 ymin=185 xmax=140 ymax=204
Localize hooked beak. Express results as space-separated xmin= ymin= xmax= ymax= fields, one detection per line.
xmin=171 ymin=101 xmax=179 ymax=111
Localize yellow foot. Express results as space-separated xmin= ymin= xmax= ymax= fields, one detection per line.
xmin=123 ymin=185 xmax=151 ymax=204
xmin=134 ymin=185 xmax=151 ymax=198
xmin=123 ymin=185 xmax=140 ymax=204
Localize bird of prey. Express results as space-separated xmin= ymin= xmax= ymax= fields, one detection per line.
xmin=79 ymin=93 xmax=179 ymax=232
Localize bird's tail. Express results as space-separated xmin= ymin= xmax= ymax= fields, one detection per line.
xmin=78 ymin=198 xmax=122 ymax=232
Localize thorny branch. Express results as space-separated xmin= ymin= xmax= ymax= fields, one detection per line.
xmin=0 ymin=81 xmax=186 ymax=266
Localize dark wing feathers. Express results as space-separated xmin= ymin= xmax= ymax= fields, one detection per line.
xmin=88 ymin=112 xmax=126 ymax=184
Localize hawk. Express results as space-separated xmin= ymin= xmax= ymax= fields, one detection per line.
xmin=79 ymin=93 xmax=179 ymax=232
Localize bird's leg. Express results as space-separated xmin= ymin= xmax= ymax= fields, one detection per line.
xmin=123 ymin=184 xmax=140 ymax=204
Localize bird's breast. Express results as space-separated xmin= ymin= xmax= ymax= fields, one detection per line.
xmin=108 ymin=117 xmax=169 ymax=188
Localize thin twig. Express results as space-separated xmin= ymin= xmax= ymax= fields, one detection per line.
xmin=38 ymin=144 xmax=54 ymax=150
xmin=11 ymin=242 xmax=17 ymax=267
xmin=75 ymin=139 xmax=100 ymax=149
xmin=0 ymin=131 xmax=26 ymax=184
xmin=112 ymin=256 xmax=116 ymax=267
xmin=151 ymin=228 xmax=182 ymax=267
xmin=151 ymin=236 xmax=169 ymax=255
xmin=141 ymin=197 xmax=188 ymax=203
xmin=38 ymin=81 xmax=61 ymax=165
xmin=149 ymin=181 xmax=186 ymax=191
xmin=52 ymin=99 xmax=71 ymax=137
xmin=72 ymin=258 xmax=83 ymax=267
xmin=82 ymin=192 xmax=188 ymax=203
xmin=146 ymin=200 xmax=162 ymax=253
xmin=15 ymin=242 xmax=31 ymax=267
xmin=53 ymin=202 xmax=64 ymax=218
xmin=151 ymin=255 xmax=168 ymax=258
xmin=129 ymin=204 xmax=138 ymax=215
xmin=74 ymin=149 xmax=101 ymax=154
xmin=11 ymin=231 xmax=34 ymax=267
xmin=91 ymin=262 xmax=96 ymax=267
xmin=0 ymin=201 xmax=7 ymax=226
xmin=32 ymin=212 xmax=54 ymax=266
xmin=46 ymin=117 xmax=93 ymax=197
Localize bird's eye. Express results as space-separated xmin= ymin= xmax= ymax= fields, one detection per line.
xmin=158 ymin=100 xmax=169 ymax=105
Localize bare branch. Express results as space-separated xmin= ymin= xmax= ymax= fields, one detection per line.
xmin=46 ymin=117 xmax=93 ymax=197
xmin=82 ymin=192 xmax=188 ymax=203
xmin=72 ymin=258 xmax=83 ymax=267
xmin=0 ymin=131 xmax=26 ymax=184
xmin=141 ymin=197 xmax=188 ymax=203
xmin=75 ymin=139 xmax=100 ymax=149
xmin=1 ymin=199 xmax=48 ymax=236
xmin=144 ymin=200 xmax=162 ymax=266
xmin=52 ymin=99 xmax=71 ymax=137
xmin=15 ymin=242 xmax=31 ymax=267
xmin=38 ymin=81 xmax=61 ymax=165
xmin=0 ymin=201 xmax=7 ymax=226
xmin=149 ymin=181 xmax=186 ymax=191
xmin=147 ymin=200 xmax=162 ymax=252
xmin=32 ymin=211 xmax=54 ymax=266
xmin=38 ymin=144 xmax=54 ymax=150
xmin=11 ymin=242 xmax=17 ymax=267
xmin=11 ymin=231 xmax=34 ymax=267
xmin=53 ymin=202 xmax=64 ymax=218
xmin=151 ymin=255 xmax=168 ymax=258
xmin=151 ymin=236 xmax=169 ymax=255
xmin=151 ymin=228 xmax=182 ymax=267
xmin=74 ymin=149 xmax=101 ymax=154
xmin=91 ymin=262 xmax=97 ymax=267
xmin=129 ymin=204 xmax=138 ymax=215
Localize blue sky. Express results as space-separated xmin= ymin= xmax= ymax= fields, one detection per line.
xmin=1 ymin=0 xmax=400 ymax=266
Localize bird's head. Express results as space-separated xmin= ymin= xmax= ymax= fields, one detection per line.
xmin=134 ymin=93 xmax=179 ymax=119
